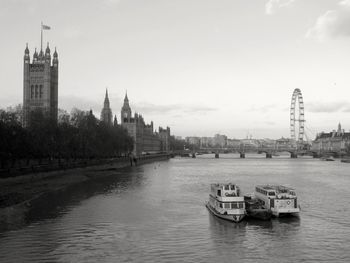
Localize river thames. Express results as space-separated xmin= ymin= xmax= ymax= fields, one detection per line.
xmin=1 ymin=154 xmax=350 ymax=262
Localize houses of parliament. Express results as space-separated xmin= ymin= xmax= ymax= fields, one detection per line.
xmin=101 ymin=90 xmax=171 ymax=156
xmin=23 ymin=41 xmax=170 ymax=156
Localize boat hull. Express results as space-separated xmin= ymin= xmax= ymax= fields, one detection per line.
xmin=270 ymin=207 xmax=300 ymax=217
xmin=206 ymin=202 xmax=245 ymax=223
xmin=246 ymin=208 xmax=272 ymax=220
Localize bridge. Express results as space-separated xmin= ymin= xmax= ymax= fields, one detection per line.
xmin=173 ymin=143 xmax=312 ymax=159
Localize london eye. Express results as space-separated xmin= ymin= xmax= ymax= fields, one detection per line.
xmin=290 ymin=88 xmax=305 ymax=143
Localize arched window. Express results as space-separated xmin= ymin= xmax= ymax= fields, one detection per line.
xmin=30 ymin=85 xmax=34 ymax=99
xmin=35 ymin=85 xmax=38 ymax=98
xmin=39 ymin=85 xmax=43 ymax=98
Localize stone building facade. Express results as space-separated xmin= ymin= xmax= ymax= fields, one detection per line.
xmin=23 ymin=43 xmax=58 ymax=126
xmin=120 ymin=93 xmax=170 ymax=156
xmin=311 ymin=123 xmax=350 ymax=154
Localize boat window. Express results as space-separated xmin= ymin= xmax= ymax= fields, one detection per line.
xmin=224 ymin=203 xmax=230 ymax=209
xmin=230 ymin=185 xmax=235 ymax=190
xmin=231 ymin=202 xmax=238 ymax=209
xmin=239 ymin=202 xmax=244 ymax=208
xmin=219 ymin=203 xmax=223 ymax=208
xmin=268 ymin=192 xmax=275 ymax=196
xmin=217 ymin=190 xmax=221 ymax=196
xmin=224 ymin=185 xmax=229 ymax=190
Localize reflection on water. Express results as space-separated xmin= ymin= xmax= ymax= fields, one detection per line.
xmin=1 ymin=155 xmax=350 ymax=262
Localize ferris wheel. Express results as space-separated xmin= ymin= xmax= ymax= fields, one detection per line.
xmin=290 ymin=88 xmax=305 ymax=142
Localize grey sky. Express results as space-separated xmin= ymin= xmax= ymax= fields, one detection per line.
xmin=1 ymin=0 xmax=350 ymax=138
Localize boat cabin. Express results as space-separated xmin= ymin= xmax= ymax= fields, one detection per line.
xmin=254 ymin=185 xmax=299 ymax=216
xmin=209 ymin=183 xmax=245 ymax=214
xmin=210 ymin=183 xmax=240 ymax=198
xmin=255 ymin=185 xmax=296 ymax=199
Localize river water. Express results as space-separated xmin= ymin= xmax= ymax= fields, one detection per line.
xmin=1 ymin=154 xmax=350 ymax=262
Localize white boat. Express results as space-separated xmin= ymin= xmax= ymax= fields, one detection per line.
xmin=254 ymin=185 xmax=300 ymax=217
xmin=206 ymin=183 xmax=246 ymax=222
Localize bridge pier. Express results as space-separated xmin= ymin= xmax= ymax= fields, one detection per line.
xmin=215 ymin=153 xmax=219 ymax=158
xmin=240 ymin=153 xmax=245 ymax=158
xmin=290 ymin=152 xmax=298 ymax=158
xmin=266 ymin=153 xmax=272 ymax=158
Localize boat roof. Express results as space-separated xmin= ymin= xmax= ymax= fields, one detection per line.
xmin=256 ymin=185 xmax=295 ymax=192
xmin=211 ymin=183 xmax=238 ymax=187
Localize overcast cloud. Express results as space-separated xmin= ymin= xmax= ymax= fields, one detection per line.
xmin=265 ymin=0 xmax=296 ymax=15
xmin=1 ymin=0 xmax=350 ymax=138
xmin=308 ymin=101 xmax=350 ymax=113
xmin=306 ymin=0 xmax=350 ymax=40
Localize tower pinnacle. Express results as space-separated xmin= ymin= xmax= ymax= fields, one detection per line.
xmin=101 ymin=89 xmax=113 ymax=125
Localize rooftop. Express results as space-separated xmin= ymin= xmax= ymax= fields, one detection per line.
xmin=257 ymin=185 xmax=295 ymax=192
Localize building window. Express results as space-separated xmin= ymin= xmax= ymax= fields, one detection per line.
xmin=35 ymin=85 xmax=38 ymax=98
xmin=231 ymin=202 xmax=238 ymax=209
xmin=31 ymin=85 xmax=34 ymax=99
xmin=39 ymin=85 xmax=43 ymax=98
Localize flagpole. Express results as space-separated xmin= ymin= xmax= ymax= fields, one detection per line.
xmin=41 ymin=21 xmax=43 ymax=51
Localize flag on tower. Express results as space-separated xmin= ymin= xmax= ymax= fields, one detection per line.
xmin=42 ymin=24 xmax=51 ymax=30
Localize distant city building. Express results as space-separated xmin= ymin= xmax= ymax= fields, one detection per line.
xmin=256 ymin=139 xmax=274 ymax=147
xmin=200 ymin=137 xmax=214 ymax=148
xmin=100 ymin=89 xmax=113 ymax=125
xmin=185 ymin=136 xmax=201 ymax=147
xmin=311 ymin=123 xmax=350 ymax=154
xmin=159 ymin=127 xmax=171 ymax=152
xmin=213 ymin=134 xmax=227 ymax=148
xmin=227 ymin=139 xmax=241 ymax=148
xmin=23 ymin=43 xmax=58 ymax=126
xmin=120 ymin=93 xmax=170 ymax=156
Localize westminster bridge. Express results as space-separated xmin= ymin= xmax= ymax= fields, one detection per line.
xmin=173 ymin=144 xmax=312 ymax=159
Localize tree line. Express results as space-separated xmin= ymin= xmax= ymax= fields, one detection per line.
xmin=0 ymin=106 xmax=134 ymax=168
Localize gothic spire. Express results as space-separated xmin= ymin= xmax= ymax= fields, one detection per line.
xmin=101 ymin=89 xmax=112 ymax=125
xmin=24 ymin=43 xmax=29 ymax=54
xmin=45 ymin=42 xmax=50 ymax=54
xmin=53 ymin=47 xmax=58 ymax=58
xmin=104 ymin=88 xmax=110 ymax=108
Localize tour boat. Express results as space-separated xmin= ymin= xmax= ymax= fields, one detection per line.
xmin=254 ymin=185 xmax=300 ymax=217
xmin=206 ymin=183 xmax=246 ymax=223
xmin=244 ymin=194 xmax=272 ymax=220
